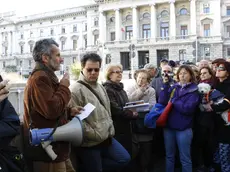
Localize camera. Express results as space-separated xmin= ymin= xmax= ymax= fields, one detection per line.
xmin=162 ymin=71 xmax=173 ymax=78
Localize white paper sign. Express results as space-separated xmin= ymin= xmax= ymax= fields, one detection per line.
xmin=78 ymin=103 xmax=96 ymax=120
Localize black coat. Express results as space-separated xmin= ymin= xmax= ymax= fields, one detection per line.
xmin=0 ymin=98 xmax=20 ymax=148
xmin=103 ymin=80 xmax=133 ymax=155
xmin=211 ymin=77 xmax=230 ymax=143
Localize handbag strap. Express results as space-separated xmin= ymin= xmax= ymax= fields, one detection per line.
xmin=77 ymin=80 xmax=106 ymax=109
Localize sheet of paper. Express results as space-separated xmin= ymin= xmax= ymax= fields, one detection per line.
xmin=78 ymin=103 xmax=96 ymax=120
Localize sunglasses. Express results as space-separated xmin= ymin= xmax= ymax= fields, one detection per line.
xmin=217 ymin=66 xmax=226 ymax=71
xmin=162 ymin=70 xmax=172 ymax=73
xmin=86 ymin=68 xmax=100 ymax=72
xmin=111 ymin=70 xmax=123 ymax=74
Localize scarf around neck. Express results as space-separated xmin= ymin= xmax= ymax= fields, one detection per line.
xmin=32 ymin=62 xmax=59 ymax=84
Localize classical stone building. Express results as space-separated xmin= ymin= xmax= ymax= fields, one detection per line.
xmin=95 ymin=0 xmax=226 ymax=71
xmin=1 ymin=0 xmax=230 ymax=73
xmin=0 ymin=4 xmax=99 ymax=75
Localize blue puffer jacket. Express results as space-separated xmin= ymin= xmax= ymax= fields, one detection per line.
xmin=0 ymin=98 xmax=20 ymax=149
xmin=158 ymin=82 xmax=199 ymax=130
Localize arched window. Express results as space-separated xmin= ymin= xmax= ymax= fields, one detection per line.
xmin=110 ymin=17 xmax=115 ymax=23
xmin=126 ymin=15 xmax=132 ymax=21
xmin=143 ymin=12 xmax=150 ymax=19
xmin=180 ymin=8 xmax=188 ymax=15
xmin=161 ymin=10 xmax=169 ymax=17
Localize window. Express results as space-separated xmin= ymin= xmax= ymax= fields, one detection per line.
xmin=3 ymin=61 xmax=5 ymax=68
xmin=73 ymin=25 xmax=77 ymax=32
xmin=73 ymin=40 xmax=77 ymax=50
xmin=30 ymin=31 xmax=33 ymax=38
xmin=204 ymin=47 xmax=210 ymax=57
xmin=20 ymin=45 xmax=24 ymax=54
xmin=227 ymin=26 xmax=230 ymax=37
xmin=40 ymin=30 xmax=44 ymax=37
xmin=85 ymin=38 xmax=87 ymax=48
xmin=161 ymin=10 xmax=169 ymax=17
xmin=180 ymin=8 xmax=188 ymax=15
xmin=204 ymin=24 xmax=210 ymax=37
xmin=19 ymin=61 xmax=22 ymax=67
xmin=227 ymin=6 xmax=230 ymax=16
xmin=110 ymin=17 xmax=115 ymax=23
xmin=125 ymin=26 xmax=133 ymax=40
xmin=85 ymin=23 xmax=87 ymax=31
xmin=160 ymin=22 xmax=169 ymax=39
xmin=20 ymin=33 xmax=24 ymax=39
xmin=61 ymin=27 xmax=65 ymax=34
xmin=4 ymin=47 xmax=7 ymax=55
xmin=50 ymin=29 xmax=54 ymax=35
xmin=143 ymin=13 xmax=150 ymax=19
xmin=179 ymin=49 xmax=186 ymax=61
xmin=142 ymin=24 xmax=150 ymax=38
xmin=180 ymin=25 xmax=188 ymax=38
xmin=227 ymin=48 xmax=230 ymax=56
xmin=203 ymin=4 xmax=210 ymax=14
xmin=30 ymin=44 xmax=33 ymax=53
xmin=94 ymin=18 xmax=99 ymax=26
xmin=73 ymin=57 xmax=76 ymax=63
xmin=28 ymin=60 xmax=32 ymax=67
xmin=126 ymin=15 xmax=132 ymax=21
xmin=61 ymin=41 xmax=65 ymax=51
xmin=111 ymin=32 xmax=115 ymax=41
xmin=94 ymin=35 xmax=99 ymax=45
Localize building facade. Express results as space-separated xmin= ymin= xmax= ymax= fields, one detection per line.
xmin=1 ymin=0 xmax=230 ymax=73
xmin=0 ymin=5 xmax=99 ymax=75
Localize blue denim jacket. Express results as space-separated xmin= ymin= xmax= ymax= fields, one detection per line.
xmin=158 ymin=82 xmax=199 ymax=130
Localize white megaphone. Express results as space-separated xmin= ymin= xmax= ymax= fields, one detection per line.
xmin=30 ymin=103 xmax=95 ymax=160
xmin=30 ymin=116 xmax=83 ymax=147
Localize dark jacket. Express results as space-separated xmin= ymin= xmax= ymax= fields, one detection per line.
xmin=211 ymin=77 xmax=230 ymax=143
xmin=0 ymin=98 xmax=20 ymax=149
xmin=103 ymin=80 xmax=133 ymax=154
xmin=23 ymin=63 xmax=71 ymax=162
xmin=151 ymin=77 xmax=175 ymax=102
xmin=158 ymin=82 xmax=199 ymax=130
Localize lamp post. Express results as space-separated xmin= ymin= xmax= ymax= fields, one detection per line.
xmin=128 ymin=44 xmax=136 ymax=78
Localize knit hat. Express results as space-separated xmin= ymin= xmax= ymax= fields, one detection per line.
xmin=168 ymin=60 xmax=176 ymax=68
xmin=160 ymin=59 xmax=169 ymax=63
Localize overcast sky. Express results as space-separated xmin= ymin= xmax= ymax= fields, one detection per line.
xmin=0 ymin=0 xmax=94 ymax=17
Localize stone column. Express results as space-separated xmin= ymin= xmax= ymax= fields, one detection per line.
xmin=99 ymin=11 xmax=106 ymax=43
xmin=8 ymin=32 xmax=12 ymax=55
xmin=132 ymin=6 xmax=138 ymax=40
xmin=169 ymin=0 xmax=176 ymax=39
xmin=190 ymin=0 xmax=197 ymax=35
xmin=0 ymin=33 xmax=2 ymax=55
xmin=150 ymin=4 xmax=157 ymax=40
xmin=213 ymin=0 xmax=221 ymax=36
xmin=87 ymin=11 xmax=93 ymax=48
xmin=115 ymin=9 xmax=121 ymax=41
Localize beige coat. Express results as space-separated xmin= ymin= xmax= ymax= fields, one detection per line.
xmin=69 ymin=73 xmax=115 ymax=147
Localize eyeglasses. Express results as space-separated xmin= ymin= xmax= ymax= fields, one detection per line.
xmin=111 ymin=70 xmax=123 ymax=74
xmin=86 ymin=68 xmax=100 ymax=73
xmin=162 ymin=70 xmax=171 ymax=73
xmin=217 ymin=66 xmax=226 ymax=71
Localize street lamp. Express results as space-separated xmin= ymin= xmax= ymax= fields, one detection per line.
xmin=128 ymin=44 xmax=136 ymax=78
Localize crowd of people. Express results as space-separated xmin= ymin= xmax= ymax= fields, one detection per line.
xmin=1 ymin=38 xmax=230 ymax=172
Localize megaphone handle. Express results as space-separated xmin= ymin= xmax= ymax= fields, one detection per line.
xmin=41 ymin=142 xmax=58 ymax=160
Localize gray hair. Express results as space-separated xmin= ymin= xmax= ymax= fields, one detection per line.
xmin=32 ymin=38 xmax=59 ymax=62
xmin=144 ymin=63 xmax=156 ymax=70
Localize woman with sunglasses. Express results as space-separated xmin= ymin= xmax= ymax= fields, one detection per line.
xmin=103 ymin=64 xmax=136 ymax=161
xmin=208 ymin=61 xmax=230 ymax=172
xmin=192 ymin=66 xmax=216 ymax=171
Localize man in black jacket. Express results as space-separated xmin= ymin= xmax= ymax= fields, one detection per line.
xmin=0 ymin=75 xmax=22 ymax=172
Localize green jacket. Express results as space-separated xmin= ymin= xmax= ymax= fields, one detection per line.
xmin=69 ymin=73 xmax=115 ymax=147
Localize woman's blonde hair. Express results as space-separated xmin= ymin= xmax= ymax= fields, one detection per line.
xmin=105 ymin=64 xmax=123 ymax=80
